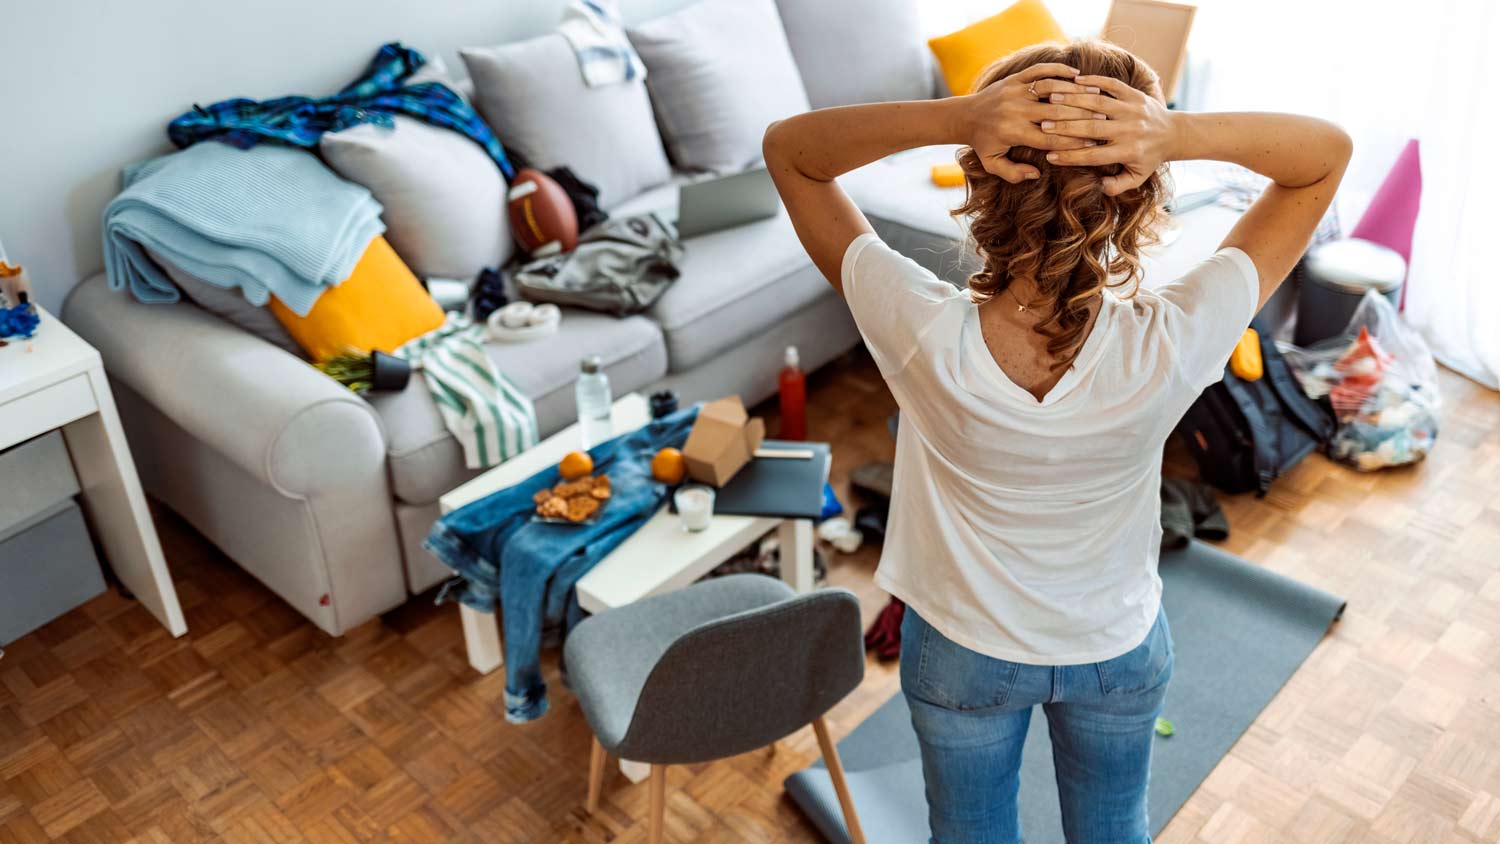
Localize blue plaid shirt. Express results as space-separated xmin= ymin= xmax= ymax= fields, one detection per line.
xmin=168 ymin=43 xmax=517 ymax=180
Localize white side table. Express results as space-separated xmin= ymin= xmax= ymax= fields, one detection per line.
xmin=0 ymin=307 xmax=186 ymax=636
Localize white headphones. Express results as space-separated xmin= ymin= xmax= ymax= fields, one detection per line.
xmin=486 ymin=300 xmax=562 ymax=343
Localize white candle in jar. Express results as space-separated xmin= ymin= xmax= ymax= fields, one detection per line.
xmin=674 ymin=485 xmax=714 ymax=531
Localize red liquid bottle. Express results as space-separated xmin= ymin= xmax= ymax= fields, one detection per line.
xmin=778 ymin=346 xmax=806 ymax=440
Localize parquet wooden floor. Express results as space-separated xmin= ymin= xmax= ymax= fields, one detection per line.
xmin=1 ymin=351 xmax=1497 ymax=843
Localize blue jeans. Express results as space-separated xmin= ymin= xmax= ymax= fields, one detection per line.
xmin=900 ymin=607 xmax=1173 ymax=844
xmin=426 ymin=407 xmax=698 ymax=722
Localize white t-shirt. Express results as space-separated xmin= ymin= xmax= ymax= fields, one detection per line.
xmin=842 ymin=233 xmax=1259 ymax=664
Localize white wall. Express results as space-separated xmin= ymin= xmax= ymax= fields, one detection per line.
xmin=0 ymin=0 xmax=691 ymax=314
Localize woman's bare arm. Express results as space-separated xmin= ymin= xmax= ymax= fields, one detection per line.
xmin=1040 ymin=77 xmax=1352 ymax=308
xmin=763 ymin=63 xmax=1102 ymax=293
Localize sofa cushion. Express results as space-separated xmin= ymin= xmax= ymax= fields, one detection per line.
xmin=462 ymin=34 xmax=672 ymax=210
xmin=774 ymin=0 xmax=932 ymax=109
xmin=370 ymin=311 xmax=668 ymax=505
xmin=321 ymin=116 xmax=512 ymax=282
xmin=927 ymin=0 xmax=1067 ymax=96
xmin=627 ymin=0 xmax=809 ymax=173
xmin=269 ymin=236 xmax=446 ymax=363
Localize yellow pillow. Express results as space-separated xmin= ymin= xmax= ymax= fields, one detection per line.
xmin=271 ymin=235 xmax=445 ymax=362
xmin=928 ymin=0 xmax=1067 ymax=96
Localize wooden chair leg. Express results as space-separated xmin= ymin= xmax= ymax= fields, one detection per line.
xmin=648 ymin=764 xmax=667 ymax=844
xmin=813 ymin=717 xmax=866 ymax=844
xmin=586 ymin=736 xmax=607 ymax=814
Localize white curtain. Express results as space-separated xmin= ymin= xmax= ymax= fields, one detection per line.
xmin=922 ymin=0 xmax=1499 ymax=387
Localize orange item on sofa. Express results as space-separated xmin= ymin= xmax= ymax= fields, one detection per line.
xmin=928 ymin=0 xmax=1067 ymax=96
xmin=270 ymin=236 xmax=445 ymax=362
xmin=931 ymin=163 xmax=965 ymax=188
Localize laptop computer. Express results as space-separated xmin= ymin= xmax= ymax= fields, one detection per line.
xmin=674 ymin=167 xmax=781 ymax=239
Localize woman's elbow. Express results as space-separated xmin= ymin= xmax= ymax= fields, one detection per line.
xmin=763 ymin=119 xmax=789 ymax=165
xmin=1324 ymin=120 xmax=1354 ymax=168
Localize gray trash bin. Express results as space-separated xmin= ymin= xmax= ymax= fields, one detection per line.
xmin=1294 ymin=238 xmax=1405 ymax=347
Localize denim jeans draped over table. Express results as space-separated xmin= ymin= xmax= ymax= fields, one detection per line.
xmin=426 ymin=407 xmax=699 ymax=722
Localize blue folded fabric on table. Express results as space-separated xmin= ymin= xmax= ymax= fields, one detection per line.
xmin=103 ymin=143 xmax=383 ymax=315
xmin=425 ymin=406 xmax=699 ymax=723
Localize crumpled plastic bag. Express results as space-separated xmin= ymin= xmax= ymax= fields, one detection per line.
xmin=1281 ymin=291 xmax=1439 ymax=470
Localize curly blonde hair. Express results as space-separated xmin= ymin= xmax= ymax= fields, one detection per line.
xmin=954 ymin=40 xmax=1168 ymax=366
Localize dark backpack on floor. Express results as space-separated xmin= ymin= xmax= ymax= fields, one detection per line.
xmin=1176 ymin=324 xmax=1334 ymax=496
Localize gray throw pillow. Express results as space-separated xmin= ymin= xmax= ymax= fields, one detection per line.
xmin=321 ymin=116 xmax=512 ymax=282
xmin=146 ymin=249 xmax=305 ymax=359
xmin=462 ymin=34 xmax=672 ymax=210
xmin=627 ymin=0 xmax=810 ymax=173
xmin=774 ymin=0 xmax=934 ymax=108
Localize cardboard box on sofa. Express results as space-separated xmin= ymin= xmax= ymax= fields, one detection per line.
xmin=682 ymin=396 xmax=766 ymax=487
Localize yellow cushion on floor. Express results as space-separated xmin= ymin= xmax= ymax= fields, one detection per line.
xmin=928 ymin=0 xmax=1067 ymax=96
xmin=271 ymin=235 xmax=444 ymax=362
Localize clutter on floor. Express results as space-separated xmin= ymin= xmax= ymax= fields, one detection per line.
xmin=1176 ymin=322 xmax=1334 ymax=496
xmin=1159 ymin=477 xmax=1228 ymax=550
xmin=862 ymin=597 xmax=904 ymax=662
xmin=1283 ymin=291 xmax=1440 ymax=470
xmin=794 ymin=540 xmax=1348 ymax=844
xmin=707 ymin=531 xmax=829 ymax=584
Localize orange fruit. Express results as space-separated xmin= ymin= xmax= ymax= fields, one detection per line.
xmin=651 ymin=447 xmax=687 ymax=484
xmin=559 ymin=451 xmax=593 ymax=480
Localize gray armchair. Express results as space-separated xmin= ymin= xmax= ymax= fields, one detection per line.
xmin=564 ymin=574 xmax=867 ymax=844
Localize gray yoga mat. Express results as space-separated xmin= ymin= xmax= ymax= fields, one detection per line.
xmin=787 ymin=540 xmax=1346 ymax=844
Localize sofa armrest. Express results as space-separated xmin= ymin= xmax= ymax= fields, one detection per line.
xmin=63 ymin=274 xmax=387 ymax=498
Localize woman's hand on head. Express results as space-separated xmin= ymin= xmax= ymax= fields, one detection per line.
xmin=1036 ymin=74 xmax=1181 ymax=196
xmin=959 ymin=63 xmax=1110 ymax=184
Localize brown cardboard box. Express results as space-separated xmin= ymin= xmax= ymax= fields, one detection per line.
xmin=682 ymin=396 xmax=766 ymax=487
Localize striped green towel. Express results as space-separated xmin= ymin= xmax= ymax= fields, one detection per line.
xmin=399 ymin=315 xmax=538 ymax=469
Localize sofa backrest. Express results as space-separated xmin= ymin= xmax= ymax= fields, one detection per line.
xmin=773 ymin=0 xmax=936 ymax=109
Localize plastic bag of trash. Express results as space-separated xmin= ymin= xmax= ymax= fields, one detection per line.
xmin=1281 ymin=291 xmax=1439 ymax=470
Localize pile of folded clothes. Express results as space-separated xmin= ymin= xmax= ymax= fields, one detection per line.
xmin=103 ymin=141 xmax=382 ymax=316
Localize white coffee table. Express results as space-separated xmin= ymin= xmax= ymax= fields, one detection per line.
xmin=437 ymin=392 xmax=816 ymax=676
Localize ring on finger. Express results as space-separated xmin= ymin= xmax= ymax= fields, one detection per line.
xmin=1027 ymin=81 xmax=1038 ymax=99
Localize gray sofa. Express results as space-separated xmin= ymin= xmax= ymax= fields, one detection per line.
xmin=62 ymin=0 xmax=1245 ymax=636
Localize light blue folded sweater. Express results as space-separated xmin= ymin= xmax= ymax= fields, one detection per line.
xmin=103 ymin=143 xmax=384 ymax=316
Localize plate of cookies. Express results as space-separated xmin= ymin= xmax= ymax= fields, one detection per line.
xmin=532 ymin=473 xmax=612 ymax=524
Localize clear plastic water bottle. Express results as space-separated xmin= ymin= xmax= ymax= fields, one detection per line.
xmin=575 ymin=355 xmax=613 ymax=448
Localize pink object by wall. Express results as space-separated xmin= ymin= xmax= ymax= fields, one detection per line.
xmin=1349 ymin=139 xmax=1422 ymax=309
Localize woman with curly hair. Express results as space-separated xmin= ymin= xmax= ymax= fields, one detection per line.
xmin=764 ymin=39 xmax=1350 ymax=843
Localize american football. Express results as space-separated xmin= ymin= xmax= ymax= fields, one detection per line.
xmin=507 ymin=168 xmax=577 ymax=256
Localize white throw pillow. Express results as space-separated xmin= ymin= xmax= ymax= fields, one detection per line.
xmin=462 ymin=34 xmax=673 ymax=210
xmin=321 ymin=116 xmax=512 ymax=282
xmin=627 ymin=0 xmax=810 ymax=173
xmin=774 ymin=0 xmax=933 ymax=108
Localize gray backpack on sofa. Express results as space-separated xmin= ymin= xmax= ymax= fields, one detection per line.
xmin=512 ymin=213 xmax=683 ymax=316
